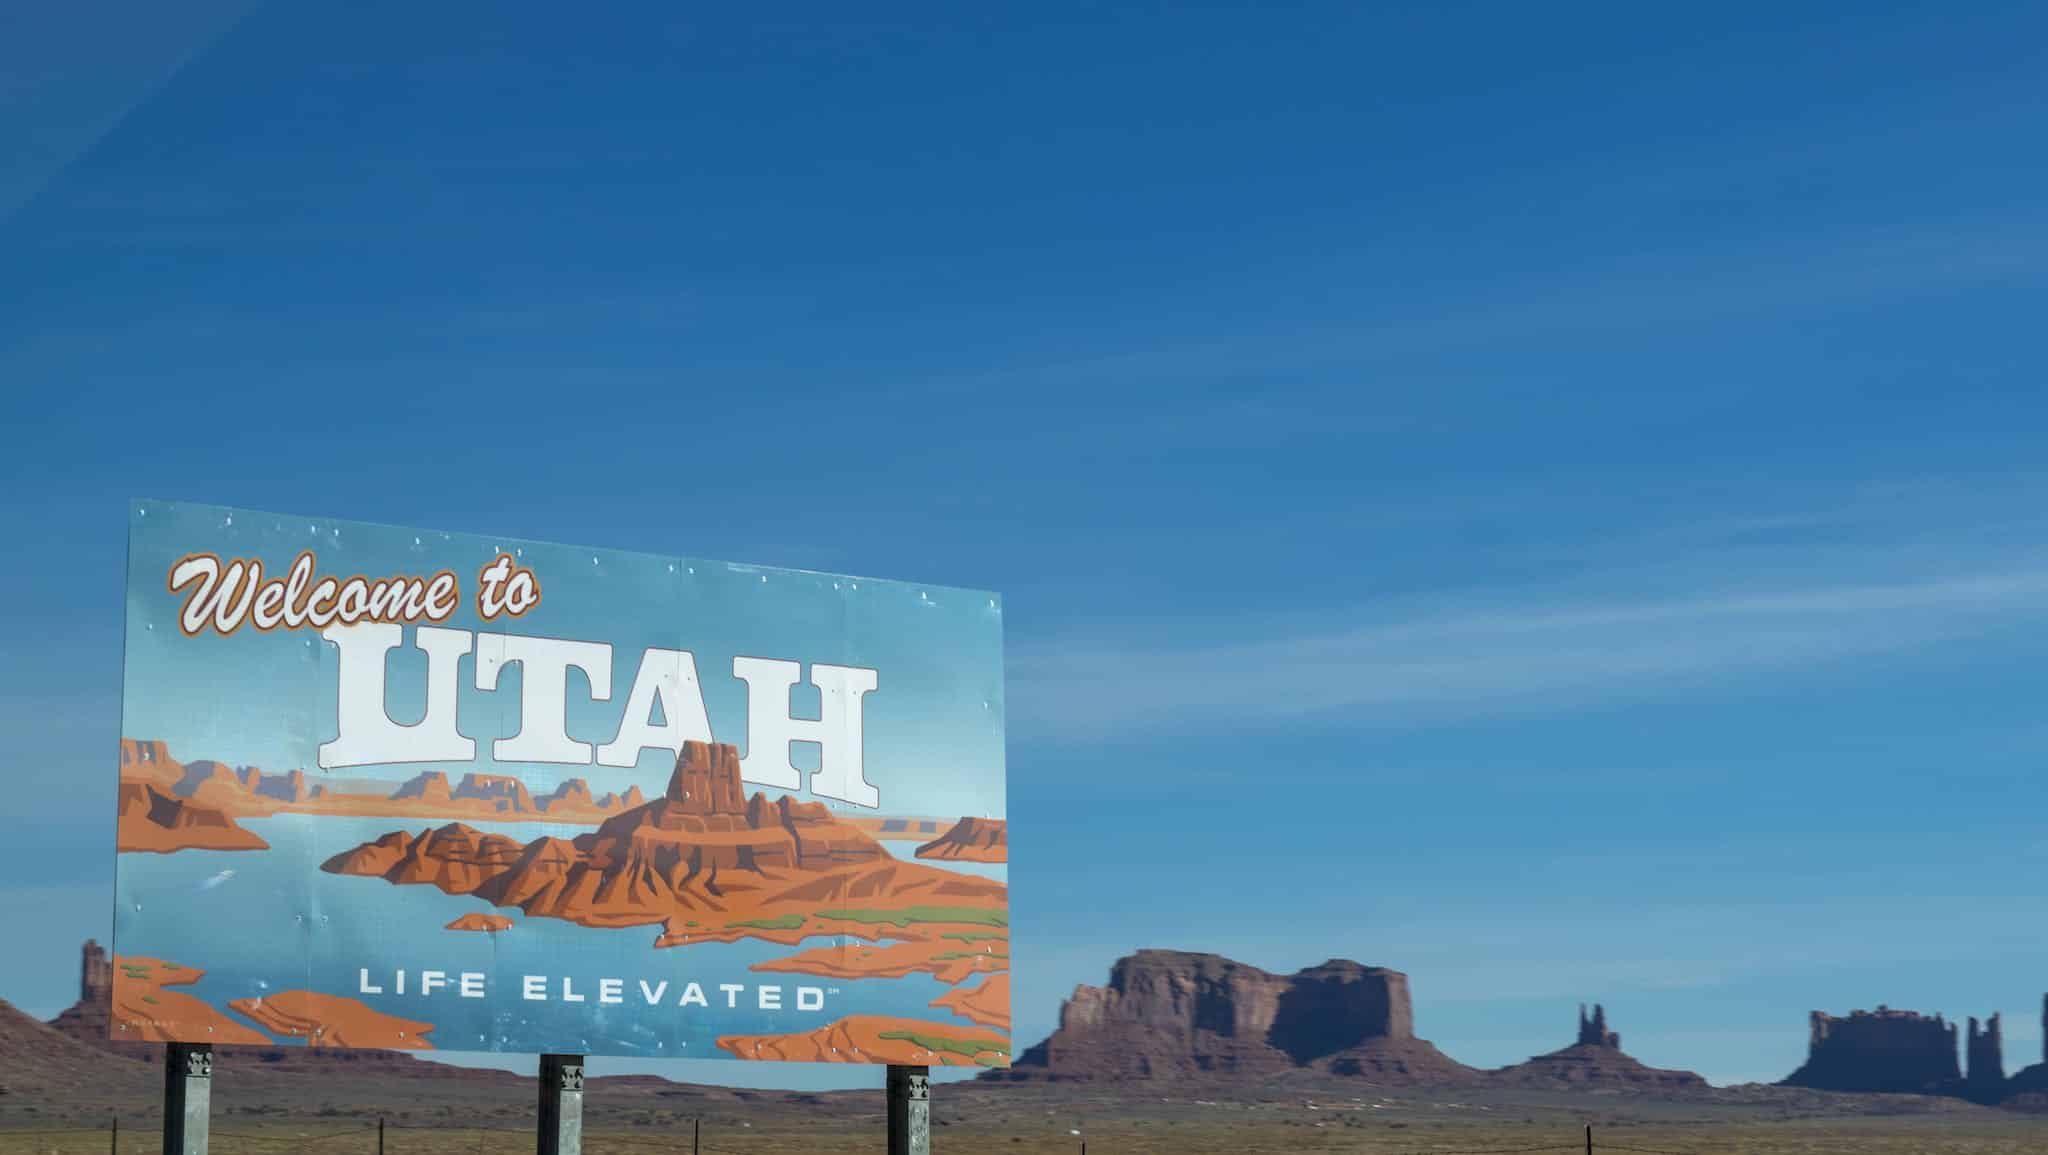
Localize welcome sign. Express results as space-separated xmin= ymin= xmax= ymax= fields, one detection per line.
xmin=113 ymin=500 xmax=1010 ymax=1067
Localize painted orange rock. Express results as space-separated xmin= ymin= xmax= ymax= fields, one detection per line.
xmin=323 ymin=742 xmax=1007 ymax=949
xmin=117 ymin=781 xmax=269 ymax=853
xmin=119 ymin=740 xmax=288 ymax=822
xmin=285 ymin=770 xmax=628 ymax=823
xmin=753 ymin=932 xmax=1008 ymax=985
xmin=120 ymin=738 xmax=184 ymax=791
xmin=110 ymin=956 xmax=271 ymax=1044
xmin=175 ymin=760 xmax=288 ymax=815
xmin=717 ymin=1014 xmax=1010 ymax=1067
xmin=932 ymin=973 xmax=1010 ymax=1031
xmin=283 ymin=793 xmax=613 ymax=823
xmin=847 ymin=816 xmax=952 ymax=842
xmin=915 ymin=817 xmax=1007 ymax=864
xmin=227 ymin=991 xmax=434 ymax=1050
xmin=119 ymin=741 xmax=647 ymax=826
xmin=445 ymin=912 xmax=513 ymax=933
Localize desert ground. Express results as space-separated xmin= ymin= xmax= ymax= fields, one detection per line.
xmin=4 ymin=1058 xmax=2046 ymax=1155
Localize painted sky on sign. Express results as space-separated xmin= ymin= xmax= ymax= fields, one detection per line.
xmin=4 ymin=0 xmax=2048 ymax=1091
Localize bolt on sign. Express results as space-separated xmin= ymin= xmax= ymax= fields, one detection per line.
xmin=114 ymin=500 xmax=1010 ymax=1067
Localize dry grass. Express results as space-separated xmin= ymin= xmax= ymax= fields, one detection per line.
xmin=3 ymin=1116 xmax=2047 ymax=1155
xmin=3 ymin=1054 xmax=2044 ymax=1155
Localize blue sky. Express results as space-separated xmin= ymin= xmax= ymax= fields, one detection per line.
xmin=4 ymin=0 xmax=2048 ymax=1089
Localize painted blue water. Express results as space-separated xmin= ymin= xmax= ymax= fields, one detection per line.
xmin=112 ymin=814 xmax=1003 ymax=1058
xmin=885 ymin=848 xmax=1007 ymax=883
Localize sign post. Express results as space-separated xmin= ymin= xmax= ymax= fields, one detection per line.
xmin=537 ymin=1053 xmax=584 ymax=1155
xmin=161 ymin=1043 xmax=211 ymax=1155
xmin=887 ymin=1064 xmax=931 ymax=1155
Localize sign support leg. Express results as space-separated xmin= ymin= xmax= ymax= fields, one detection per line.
xmin=887 ymin=1064 xmax=930 ymax=1155
xmin=537 ymin=1053 xmax=584 ymax=1155
xmin=162 ymin=1044 xmax=211 ymax=1155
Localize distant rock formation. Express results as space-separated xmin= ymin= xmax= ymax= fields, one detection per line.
xmin=990 ymin=950 xmax=1473 ymax=1084
xmin=1965 ymin=1014 xmax=2006 ymax=1102
xmin=2003 ymin=996 xmax=2048 ymax=1109
xmin=1781 ymin=1006 xmax=1961 ymax=1095
xmin=82 ymin=940 xmax=111 ymax=1004
xmin=1493 ymin=1004 xmax=1706 ymax=1090
xmin=1579 ymin=1003 xmax=1620 ymax=1048
xmin=916 ymin=817 xmax=1007 ymax=863
xmin=45 ymin=940 xmax=144 ymax=1055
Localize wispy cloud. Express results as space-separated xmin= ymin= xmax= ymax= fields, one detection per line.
xmin=0 ymin=1 xmax=261 ymax=227
xmin=1010 ymin=562 xmax=2048 ymax=737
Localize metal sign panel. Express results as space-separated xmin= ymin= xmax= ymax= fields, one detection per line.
xmin=114 ymin=500 xmax=1010 ymax=1067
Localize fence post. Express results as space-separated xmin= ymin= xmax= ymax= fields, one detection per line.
xmin=691 ymin=1118 xmax=700 ymax=1155
xmin=379 ymin=1117 xmax=386 ymax=1155
xmin=110 ymin=1114 xmax=117 ymax=1155
xmin=1585 ymin=1123 xmax=1593 ymax=1154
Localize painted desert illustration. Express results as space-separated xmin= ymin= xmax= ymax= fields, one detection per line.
xmin=110 ymin=736 xmax=1010 ymax=1067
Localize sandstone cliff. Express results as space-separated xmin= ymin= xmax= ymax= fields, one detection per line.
xmin=1965 ymin=1014 xmax=2006 ymax=1103
xmin=992 ymin=950 xmax=1472 ymax=1084
xmin=1781 ymin=1006 xmax=1962 ymax=1095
